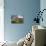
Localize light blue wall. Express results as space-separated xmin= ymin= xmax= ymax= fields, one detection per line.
xmin=40 ymin=0 xmax=46 ymax=27
xmin=4 ymin=0 xmax=40 ymax=42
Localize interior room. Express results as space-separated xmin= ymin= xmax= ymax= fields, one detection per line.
xmin=0 ymin=0 xmax=46 ymax=46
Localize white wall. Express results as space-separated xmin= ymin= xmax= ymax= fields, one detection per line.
xmin=0 ymin=0 xmax=4 ymax=42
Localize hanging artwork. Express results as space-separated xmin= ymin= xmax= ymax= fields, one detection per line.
xmin=11 ymin=15 xmax=24 ymax=24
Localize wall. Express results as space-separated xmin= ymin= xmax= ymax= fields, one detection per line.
xmin=4 ymin=0 xmax=40 ymax=42
xmin=40 ymin=0 xmax=46 ymax=26
xmin=40 ymin=0 xmax=46 ymax=45
xmin=0 ymin=0 xmax=4 ymax=42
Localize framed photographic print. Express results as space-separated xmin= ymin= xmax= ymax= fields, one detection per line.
xmin=11 ymin=15 xmax=24 ymax=24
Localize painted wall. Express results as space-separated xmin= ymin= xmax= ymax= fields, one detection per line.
xmin=40 ymin=0 xmax=46 ymax=45
xmin=4 ymin=0 xmax=40 ymax=42
xmin=0 ymin=0 xmax=4 ymax=42
xmin=40 ymin=0 xmax=46 ymax=27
